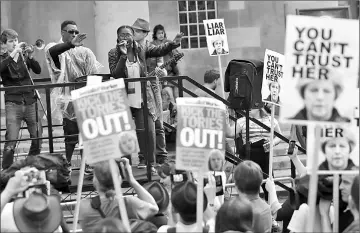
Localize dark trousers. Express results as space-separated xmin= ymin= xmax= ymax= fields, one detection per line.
xmin=2 ymin=102 xmax=42 ymax=169
xmin=241 ymin=139 xmax=272 ymax=201
xmin=131 ymin=107 xmax=156 ymax=164
xmin=63 ymin=118 xmax=80 ymax=164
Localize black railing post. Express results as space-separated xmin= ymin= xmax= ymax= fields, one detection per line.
xmin=290 ymin=161 xmax=296 ymax=178
xmin=178 ymin=77 xmax=184 ymax=98
xmin=245 ymin=109 xmax=251 ymax=160
xmin=141 ymin=80 xmax=151 ymax=181
xmin=45 ymin=88 xmax=54 ymax=153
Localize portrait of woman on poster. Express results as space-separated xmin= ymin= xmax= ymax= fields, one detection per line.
xmin=211 ymin=36 xmax=229 ymax=55
xmin=290 ymin=69 xmax=351 ymax=123
xmin=118 ymin=130 xmax=138 ymax=156
xmin=318 ymin=127 xmax=357 ymax=171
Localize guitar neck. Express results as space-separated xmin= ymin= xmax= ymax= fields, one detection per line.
xmin=148 ymin=59 xmax=174 ymax=76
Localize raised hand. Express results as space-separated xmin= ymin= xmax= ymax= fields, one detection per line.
xmin=71 ymin=33 xmax=87 ymax=47
xmin=172 ymin=32 xmax=184 ymax=45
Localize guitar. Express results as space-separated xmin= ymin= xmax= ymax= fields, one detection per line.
xmin=147 ymin=52 xmax=184 ymax=77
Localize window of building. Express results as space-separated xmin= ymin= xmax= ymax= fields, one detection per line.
xmin=178 ymin=1 xmax=217 ymax=49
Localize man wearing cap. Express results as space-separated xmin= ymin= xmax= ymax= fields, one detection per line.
xmin=108 ymin=20 xmax=183 ymax=169
xmin=290 ymin=69 xmax=351 ymax=122
xmin=132 ymin=18 xmax=169 ymax=166
xmin=211 ymin=36 xmax=228 ymax=55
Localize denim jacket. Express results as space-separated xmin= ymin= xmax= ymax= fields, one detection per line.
xmin=108 ymin=40 xmax=180 ymax=121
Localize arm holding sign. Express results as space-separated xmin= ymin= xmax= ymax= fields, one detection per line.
xmin=120 ymin=158 xmax=158 ymax=211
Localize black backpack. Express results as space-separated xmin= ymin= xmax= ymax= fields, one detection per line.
xmin=224 ymin=59 xmax=264 ymax=110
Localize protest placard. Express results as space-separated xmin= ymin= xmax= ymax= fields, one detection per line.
xmin=262 ymin=49 xmax=285 ymax=106
xmin=280 ymin=15 xmax=359 ymax=126
xmin=203 ymin=19 xmax=229 ymax=56
xmin=71 ymin=79 xmax=139 ymax=164
xmin=175 ymin=97 xmax=227 ymax=172
xmin=306 ymin=123 xmax=359 ymax=174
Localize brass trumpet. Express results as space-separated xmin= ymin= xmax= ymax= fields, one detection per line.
xmin=21 ymin=39 xmax=45 ymax=54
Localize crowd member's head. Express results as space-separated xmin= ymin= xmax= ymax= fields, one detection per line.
xmin=208 ymin=149 xmax=225 ymax=171
xmin=349 ymin=175 xmax=359 ymax=213
xmin=212 ymin=36 xmax=224 ymax=54
xmin=234 ymin=161 xmax=263 ymax=196
xmin=1 ymin=29 xmax=19 ymax=53
xmin=171 ymin=181 xmax=208 ymax=224
xmin=93 ymin=161 xmax=116 ymax=196
xmin=295 ymin=69 xmax=345 ymax=121
xmin=269 ymin=81 xmax=280 ymax=102
xmin=143 ymin=181 xmax=170 ymax=213
xmin=92 ymin=217 xmax=127 ymax=233
xmin=215 ymin=196 xmax=253 ymax=233
xmin=13 ymin=192 xmax=62 ymax=233
xmin=204 ymin=69 xmax=220 ymax=90
xmin=117 ymin=25 xmax=135 ymax=48
xmin=118 ymin=131 xmax=138 ymax=155
xmin=132 ymin=18 xmax=150 ymax=42
xmin=152 ymin=24 xmax=166 ymax=42
xmin=320 ymin=127 xmax=356 ymax=170
xmin=339 ymin=169 xmax=358 ymax=203
xmin=60 ymin=20 xmax=78 ymax=43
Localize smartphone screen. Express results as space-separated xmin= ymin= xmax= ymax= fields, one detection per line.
xmin=170 ymin=170 xmax=188 ymax=185
xmin=288 ymin=140 xmax=296 ymax=155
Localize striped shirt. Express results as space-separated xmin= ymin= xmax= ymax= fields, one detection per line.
xmin=236 ymin=116 xmax=279 ymax=143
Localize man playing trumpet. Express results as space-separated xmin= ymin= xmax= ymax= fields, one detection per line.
xmin=0 ymin=29 xmax=43 ymax=170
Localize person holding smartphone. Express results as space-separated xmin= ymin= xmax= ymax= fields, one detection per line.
xmin=78 ymin=158 xmax=159 ymax=232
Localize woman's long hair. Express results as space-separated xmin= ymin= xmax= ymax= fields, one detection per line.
xmin=152 ymin=24 xmax=167 ymax=41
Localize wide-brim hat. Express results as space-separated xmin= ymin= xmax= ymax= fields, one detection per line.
xmin=171 ymin=181 xmax=208 ymax=218
xmin=13 ymin=192 xmax=62 ymax=233
xmin=143 ymin=181 xmax=170 ymax=213
xmin=132 ymin=18 xmax=150 ymax=32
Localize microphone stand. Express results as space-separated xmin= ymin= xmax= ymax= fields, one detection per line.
xmin=19 ymin=51 xmax=47 ymax=147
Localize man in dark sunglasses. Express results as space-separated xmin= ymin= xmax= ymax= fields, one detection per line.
xmin=44 ymin=20 xmax=103 ymax=176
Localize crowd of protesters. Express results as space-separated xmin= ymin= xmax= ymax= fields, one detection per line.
xmin=0 ymin=15 xmax=359 ymax=233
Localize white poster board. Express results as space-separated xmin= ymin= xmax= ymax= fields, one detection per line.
xmin=280 ymin=15 xmax=359 ymax=126
xmin=203 ymin=19 xmax=229 ymax=56
xmin=175 ymin=97 xmax=227 ymax=172
xmin=262 ymin=49 xmax=285 ymax=106
xmin=71 ymin=79 xmax=139 ymax=164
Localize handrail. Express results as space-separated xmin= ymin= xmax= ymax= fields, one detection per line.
xmin=1 ymin=76 xmax=306 ymax=154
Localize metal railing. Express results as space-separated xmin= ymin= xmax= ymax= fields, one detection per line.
xmin=1 ymin=75 xmax=306 ymax=188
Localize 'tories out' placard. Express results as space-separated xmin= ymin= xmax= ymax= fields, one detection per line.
xmin=71 ymin=79 xmax=139 ymax=164
xmin=175 ymin=97 xmax=227 ymax=172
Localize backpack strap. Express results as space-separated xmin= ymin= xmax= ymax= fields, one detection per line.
xmin=90 ymin=195 xmax=106 ymax=218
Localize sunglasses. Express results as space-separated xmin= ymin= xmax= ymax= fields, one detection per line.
xmin=63 ymin=30 xmax=79 ymax=35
